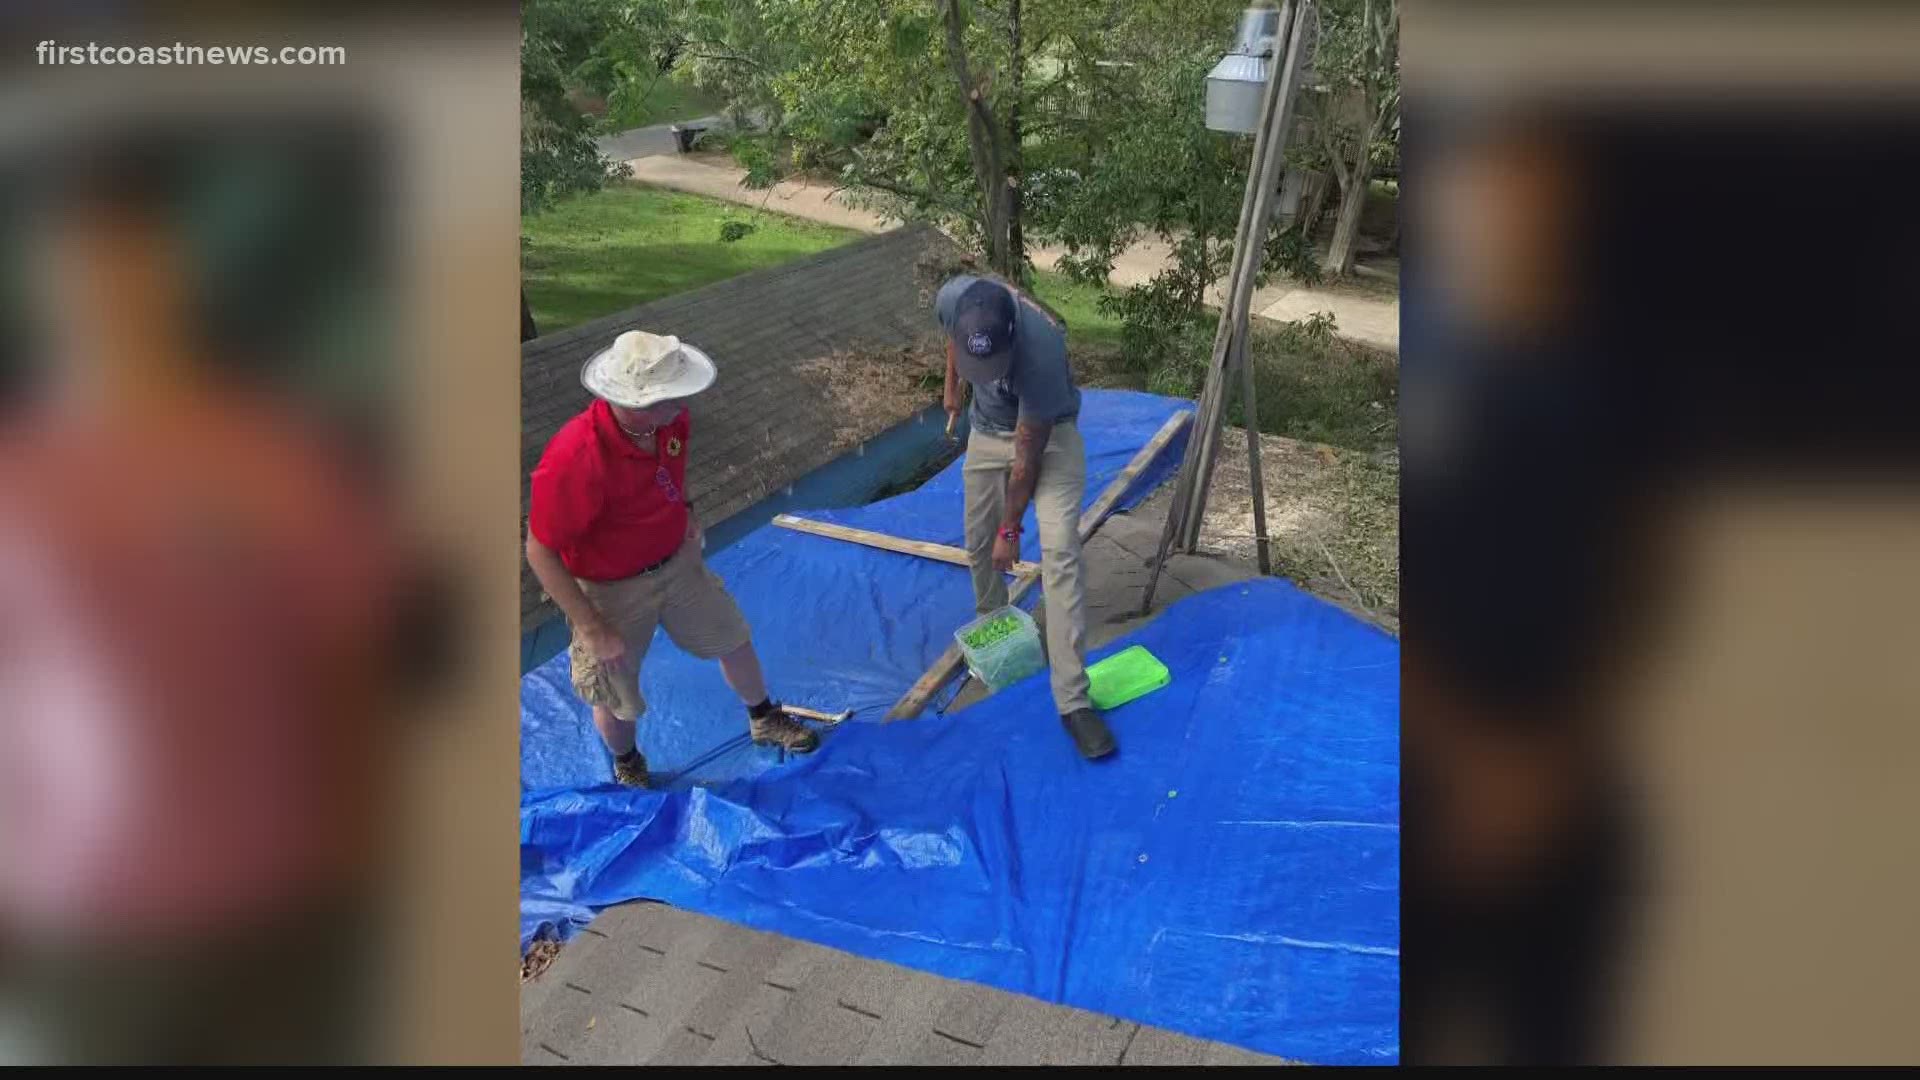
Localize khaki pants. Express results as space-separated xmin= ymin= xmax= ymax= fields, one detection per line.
xmin=963 ymin=421 xmax=1091 ymax=714
xmin=568 ymin=538 xmax=752 ymax=720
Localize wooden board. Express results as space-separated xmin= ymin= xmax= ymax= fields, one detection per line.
xmin=772 ymin=514 xmax=1039 ymax=577
xmin=885 ymin=409 xmax=1196 ymax=720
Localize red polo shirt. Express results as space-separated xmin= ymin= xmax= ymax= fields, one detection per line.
xmin=529 ymin=399 xmax=692 ymax=580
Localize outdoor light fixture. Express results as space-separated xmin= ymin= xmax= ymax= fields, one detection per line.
xmin=1205 ymin=4 xmax=1283 ymax=135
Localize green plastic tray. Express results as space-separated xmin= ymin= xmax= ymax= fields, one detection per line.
xmin=1087 ymin=645 xmax=1171 ymax=711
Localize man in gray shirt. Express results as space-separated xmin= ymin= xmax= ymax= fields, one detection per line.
xmin=936 ymin=273 xmax=1113 ymax=759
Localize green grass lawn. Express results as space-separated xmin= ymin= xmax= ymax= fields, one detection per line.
xmin=1241 ymin=322 xmax=1398 ymax=450
xmin=1031 ymin=270 xmax=1124 ymax=352
xmin=522 ymin=183 xmax=860 ymax=334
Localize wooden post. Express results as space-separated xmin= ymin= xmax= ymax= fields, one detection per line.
xmin=1180 ymin=0 xmax=1313 ymax=550
xmin=1142 ymin=1 xmax=1311 ymax=612
xmin=1163 ymin=0 xmax=1298 ymax=558
xmin=1236 ymin=331 xmax=1273 ymax=574
xmin=1148 ymin=2 xmax=1297 ymax=610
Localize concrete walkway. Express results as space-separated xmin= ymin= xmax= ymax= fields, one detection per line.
xmin=631 ymin=154 xmax=903 ymax=235
xmin=597 ymin=116 xmax=726 ymax=163
xmin=1255 ymin=286 xmax=1400 ymax=352
xmin=622 ymin=153 xmax=1399 ymax=352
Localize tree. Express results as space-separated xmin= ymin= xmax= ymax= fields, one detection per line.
xmin=1036 ymin=0 xmax=1303 ymax=388
xmin=673 ymin=0 xmax=799 ymax=131
xmin=939 ymin=0 xmax=1018 ymax=278
xmin=1312 ymin=0 xmax=1398 ymax=276
xmin=521 ymin=0 xmax=636 ymax=215
xmin=743 ymin=1 xmax=987 ymax=249
xmin=573 ymin=0 xmax=686 ymax=131
xmin=681 ymin=0 xmax=1275 ymax=384
xmin=524 ymin=0 xmax=702 ymax=342
xmin=675 ymin=0 xmax=1071 ymax=277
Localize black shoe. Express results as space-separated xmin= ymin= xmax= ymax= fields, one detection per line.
xmin=1062 ymin=709 xmax=1116 ymax=760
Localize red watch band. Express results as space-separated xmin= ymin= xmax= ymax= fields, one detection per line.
xmin=998 ymin=524 xmax=1021 ymax=541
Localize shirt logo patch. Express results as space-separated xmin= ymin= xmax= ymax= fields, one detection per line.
xmin=666 ymin=436 xmax=682 ymax=457
xmin=966 ymin=330 xmax=994 ymax=356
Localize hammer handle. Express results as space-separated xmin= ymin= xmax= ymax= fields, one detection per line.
xmin=785 ymin=704 xmax=852 ymax=724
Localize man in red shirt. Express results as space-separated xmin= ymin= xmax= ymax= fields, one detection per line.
xmin=525 ymin=330 xmax=818 ymax=787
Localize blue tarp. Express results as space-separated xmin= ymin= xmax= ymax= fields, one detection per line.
xmin=519 ymin=390 xmax=1400 ymax=1065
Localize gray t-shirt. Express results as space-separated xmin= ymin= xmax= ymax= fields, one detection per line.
xmin=935 ymin=274 xmax=1082 ymax=434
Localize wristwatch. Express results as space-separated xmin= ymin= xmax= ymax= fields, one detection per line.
xmin=998 ymin=524 xmax=1021 ymax=542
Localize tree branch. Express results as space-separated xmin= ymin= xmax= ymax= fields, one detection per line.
xmin=941 ymin=0 xmax=1012 ymax=273
xmin=684 ymin=50 xmax=763 ymax=68
xmin=845 ymin=168 xmax=976 ymax=219
xmin=850 ymin=174 xmax=936 ymax=203
xmin=919 ymin=145 xmax=945 ymax=205
xmin=631 ymin=64 xmax=667 ymax=112
xmin=1020 ymin=116 xmax=1094 ymax=138
xmin=1315 ymin=105 xmax=1352 ymax=189
xmin=1007 ymin=0 xmax=1025 ymax=276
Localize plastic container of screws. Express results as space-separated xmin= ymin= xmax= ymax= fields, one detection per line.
xmin=954 ymin=604 xmax=1045 ymax=692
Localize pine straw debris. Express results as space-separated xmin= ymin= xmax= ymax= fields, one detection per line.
xmin=521 ymin=938 xmax=562 ymax=983
xmin=793 ymin=344 xmax=945 ymax=453
xmin=1202 ymin=433 xmax=1400 ymax=633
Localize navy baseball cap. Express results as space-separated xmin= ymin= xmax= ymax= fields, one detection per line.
xmin=948 ymin=278 xmax=1018 ymax=383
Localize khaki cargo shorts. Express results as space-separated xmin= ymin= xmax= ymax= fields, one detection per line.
xmin=568 ymin=539 xmax=752 ymax=720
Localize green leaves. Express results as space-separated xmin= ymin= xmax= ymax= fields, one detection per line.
xmin=886 ymin=10 xmax=934 ymax=57
xmin=726 ymin=132 xmax=781 ymax=189
xmin=520 ymin=0 xmax=655 ymax=214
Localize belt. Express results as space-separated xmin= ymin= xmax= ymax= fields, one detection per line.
xmin=585 ymin=547 xmax=676 ymax=583
xmin=577 ymin=538 xmax=690 ymax=587
xmin=631 ymin=548 xmax=678 ymax=576
xmin=973 ymin=416 xmax=1077 ymax=437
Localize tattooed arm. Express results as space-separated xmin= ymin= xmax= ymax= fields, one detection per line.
xmin=994 ymin=417 xmax=1052 ymax=570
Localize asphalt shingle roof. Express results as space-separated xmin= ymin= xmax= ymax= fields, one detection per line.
xmin=522 ymin=901 xmax=1294 ymax=1067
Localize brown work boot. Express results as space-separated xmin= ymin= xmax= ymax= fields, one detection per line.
xmin=749 ymin=704 xmax=820 ymax=753
xmin=612 ymin=749 xmax=650 ymax=787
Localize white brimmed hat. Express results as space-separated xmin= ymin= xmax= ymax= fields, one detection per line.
xmin=580 ymin=330 xmax=717 ymax=408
